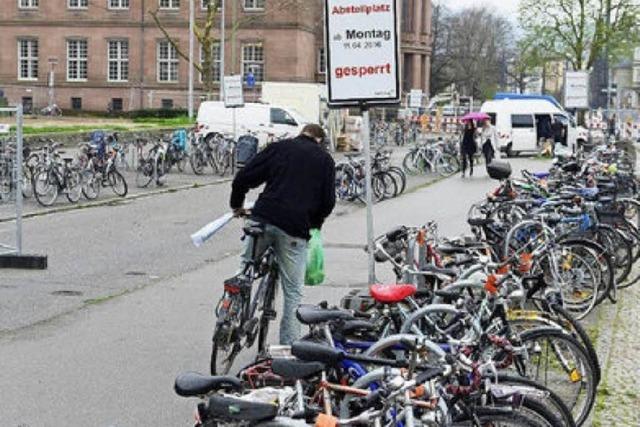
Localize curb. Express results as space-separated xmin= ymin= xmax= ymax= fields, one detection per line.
xmin=0 ymin=177 xmax=232 ymax=223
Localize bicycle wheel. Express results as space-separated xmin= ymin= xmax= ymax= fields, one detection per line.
xmin=22 ymin=166 xmax=34 ymax=198
xmin=135 ymin=160 xmax=154 ymax=188
xmin=211 ymin=323 xmax=242 ymax=376
xmin=256 ymin=273 xmax=278 ymax=357
xmin=108 ymin=170 xmax=128 ymax=197
xmin=596 ymin=225 xmax=633 ymax=286
xmin=190 ymin=148 xmax=206 ymax=175
xmin=82 ymin=171 xmax=101 ymax=200
xmin=436 ymin=152 xmax=461 ymax=177
xmin=512 ymin=327 xmax=596 ymax=427
xmin=65 ymin=170 xmax=83 ymax=203
xmin=372 ymin=172 xmax=396 ymax=201
xmin=402 ymin=151 xmax=423 ymax=175
xmin=33 ymin=169 xmax=59 ymax=207
xmin=452 ymin=405 xmax=550 ymax=426
xmin=177 ymin=152 xmax=188 ymax=173
xmin=386 ymin=166 xmax=407 ymax=195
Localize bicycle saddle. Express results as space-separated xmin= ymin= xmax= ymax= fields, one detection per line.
xmin=433 ymin=288 xmax=464 ymax=303
xmin=422 ymin=265 xmax=458 ymax=277
xmin=271 ymin=358 xmax=325 ymax=380
xmin=296 ymin=305 xmax=355 ymax=325
xmin=369 ymin=283 xmax=416 ymax=304
xmin=291 ymin=341 xmax=345 ymax=365
xmin=467 ymin=218 xmax=494 ymax=227
xmin=174 ymin=372 xmax=243 ymax=397
xmin=243 ymin=224 xmax=265 ymax=237
xmin=206 ymin=395 xmax=278 ymax=422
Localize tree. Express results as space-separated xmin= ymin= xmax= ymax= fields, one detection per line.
xmin=430 ymin=6 xmax=515 ymax=99
xmin=150 ymin=0 xmax=318 ymax=98
xmin=519 ymin=0 xmax=640 ymax=71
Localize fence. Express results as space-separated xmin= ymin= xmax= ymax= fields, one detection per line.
xmin=0 ymin=105 xmax=24 ymax=256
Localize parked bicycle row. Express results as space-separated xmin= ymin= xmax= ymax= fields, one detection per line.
xmin=173 ymin=140 xmax=639 ymax=426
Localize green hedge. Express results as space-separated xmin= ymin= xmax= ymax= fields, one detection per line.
xmin=61 ymin=108 xmax=189 ymax=120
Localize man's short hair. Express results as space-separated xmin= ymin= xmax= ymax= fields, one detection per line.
xmin=301 ymin=124 xmax=326 ymax=140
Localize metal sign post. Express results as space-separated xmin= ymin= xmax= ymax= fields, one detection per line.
xmin=224 ymin=75 xmax=245 ymax=141
xmin=325 ymin=0 xmax=401 ymax=284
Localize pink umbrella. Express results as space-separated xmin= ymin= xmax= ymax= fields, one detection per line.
xmin=461 ymin=112 xmax=491 ymax=122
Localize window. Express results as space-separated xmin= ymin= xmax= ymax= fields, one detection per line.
xmin=487 ymin=113 xmax=496 ymax=126
xmin=111 ymin=98 xmax=123 ymax=111
xmin=71 ymin=97 xmax=82 ymax=110
xmin=270 ymin=108 xmax=297 ymax=126
xmin=19 ymin=0 xmax=39 ymax=9
xmin=511 ymin=114 xmax=534 ymax=128
xmin=68 ymin=0 xmax=88 ymax=8
xmin=161 ymin=99 xmax=174 ymax=109
xmin=159 ymin=0 xmax=180 ymax=9
xmin=242 ymin=43 xmax=264 ymax=83
xmin=67 ymin=39 xmax=88 ymax=81
xmin=200 ymin=43 xmax=221 ymax=83
xmin=317 ymin=47 xmax=326 ymax=74
xmin=18 ymin=39 xmax=38 ymax=80
xmin=109 ymin=0 xmax=129 ymax=8
xmin=243 ymin=0 xmax=265 ymax=10
xmin=157 ymin=40 xmax=179 ymax=82
xmin=201 ymin=0 xmax=221 ymax=9
xmin=108 ymin=40 xmax=129 ymax=82
xmin=22 ymin=97 xmax=33 ymax=114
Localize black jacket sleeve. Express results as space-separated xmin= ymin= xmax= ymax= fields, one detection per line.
xmin=229 ymin=144 xmax=277 ymax=209
xmin=310 ymin=156 xmax=336 ymax=229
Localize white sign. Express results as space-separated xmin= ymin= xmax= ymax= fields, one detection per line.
xmin=223 ymin=75 xmax=244 ymax=108
xmin=409 ymin=89 xmax=423 ymax=109
xmin=325 ymin=0 xmax=400 ymax=106
xmin=564 ymin=71 xmax=590 ymax=109
xmin=0 ymin=124 xmax=10 ymax=134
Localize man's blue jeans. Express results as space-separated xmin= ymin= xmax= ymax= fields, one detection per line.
xmin=241 ymin=221 xmax=308 ymax=345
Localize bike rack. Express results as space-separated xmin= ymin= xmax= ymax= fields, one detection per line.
xmin=0 ymin=105 xmax=47 ymax=269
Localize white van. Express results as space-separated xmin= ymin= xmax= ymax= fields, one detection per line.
xmin=480 ymin=99 xmax=587 ymax=157
xmin=195 ymin=101 xmax=310 ymax=145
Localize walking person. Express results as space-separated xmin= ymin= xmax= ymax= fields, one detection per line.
xmin=460 ymin=120 xmax=478 ymax=177
xmin=230 ymin=124 xmax=336 ymax=345
xmin=480 ymin=118 xmax=500 ymax=166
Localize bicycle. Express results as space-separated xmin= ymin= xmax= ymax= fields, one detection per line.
xmin=210 ymin=219 xmax=281 ymax=375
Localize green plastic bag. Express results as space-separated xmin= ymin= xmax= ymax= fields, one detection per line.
xmin=305 ymin=229 xmax=325 ymax=286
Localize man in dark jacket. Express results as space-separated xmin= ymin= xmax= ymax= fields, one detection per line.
xmin=229 ymin=124 xmax=336 ymax=344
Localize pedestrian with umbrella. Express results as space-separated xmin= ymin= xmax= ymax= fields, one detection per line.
xmin=460 ymin=118 xmax=478 ymax=178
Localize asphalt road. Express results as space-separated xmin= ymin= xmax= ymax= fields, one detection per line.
xmin=0 ymin=157 xmax=547 ymax=426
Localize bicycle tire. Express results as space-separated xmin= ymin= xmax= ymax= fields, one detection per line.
xmin=190 ymin=149 xmax=207 ymax=175
xmin=513 ymin=327 xmax=596 ymax=427
xmin=33 ymin=169 xmax=59 ymax=207
xmin=452 ymin=405 xmax=550 ymax=426
xmin=257 ymin=273 xmax=278 ymax=357
xmin=135 ymin=160 xmax=154 ymax=188
xmin=65 ymin=170 xmax=83 ymax=203
xmin=108 ymin=170 xmax=128 ymax=197
xmin=493 ymin=374 xmax=576 ymax=427
xmin=386 ymin=166 xmax=407 ymax=194
xmin=82 ymin=171 xmax=101 ymax=200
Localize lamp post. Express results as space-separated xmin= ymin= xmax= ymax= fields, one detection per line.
xmin=188 ymin=0 xmax=195 ymax=118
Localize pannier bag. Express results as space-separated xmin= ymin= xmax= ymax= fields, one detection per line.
xmin=487 ymin=160 xmax=512 ymax=180
xmin=235 ymin=134 xmax=259 ymax=168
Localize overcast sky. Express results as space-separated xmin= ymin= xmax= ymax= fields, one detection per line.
xmin=443 ymin=0 xmax=521 ymax=20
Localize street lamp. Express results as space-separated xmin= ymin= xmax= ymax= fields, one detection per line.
xmin=220 ymin=0 xmax=226 ymax=101
xmin=188 ymin=0 xmax=195 ymax=118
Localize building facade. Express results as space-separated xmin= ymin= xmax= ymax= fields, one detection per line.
xmin=0 ymin=0 xmax=432 ymax=113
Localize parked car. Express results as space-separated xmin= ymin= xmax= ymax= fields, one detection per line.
xmin=195 ymin=101 xmax=310 ymax=147
xmin=480 ymin=99 xmax=587 ymax=157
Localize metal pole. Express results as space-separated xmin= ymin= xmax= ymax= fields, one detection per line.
xmin=220 ymin=0 xmax=226 ymax=101
xmin=15 ymin=104 xmax=23 ymax=254
xmin=188 ymin=0 xmax=195 ymax=118
xmin=605 ymin=0 xmax=612 ymax=111
xmin=362 ymin=106 xmax=375 ymax=284
xmin=232 ymin=106 xmax=237 ymax=142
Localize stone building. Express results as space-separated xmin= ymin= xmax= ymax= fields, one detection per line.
xmin=0 ymin=0 xmax=432 ymax=112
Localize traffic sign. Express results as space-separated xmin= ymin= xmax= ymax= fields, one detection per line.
xmin=223 ymin=75 xmax=244 ymax=108
xmin=0 ymin=124 xmax=10 ymax=134
xmin=409 ymin=89 xmax=423 ymax=109
xmin=245 ymin=72 xmax=256 ymax=89
xmin=564 ymin=71 xmax=589 ymax=109
xmin=324 ymin=0 xmax=400 ymax=107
